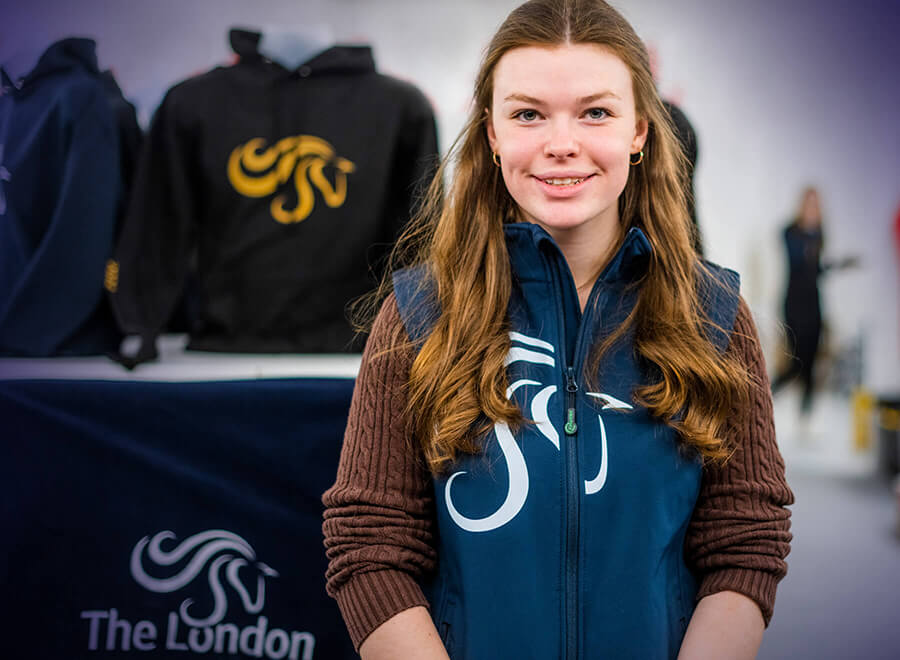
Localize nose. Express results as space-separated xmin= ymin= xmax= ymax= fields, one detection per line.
xmin=544 ymin=119 xmax=579 ymax=159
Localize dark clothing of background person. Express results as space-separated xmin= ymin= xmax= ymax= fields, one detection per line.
xmin=772 ymin=222 xmax=824 ymax=411
xmin=663 ymin=100 xmax=702 ymax=255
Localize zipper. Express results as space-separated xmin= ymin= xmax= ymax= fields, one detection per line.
xmin=546 ymin=241 xmax=607 ymax=660
xmin=565 ymin=367 xmax=578 ymax=435
xmin=563 ymin=363 xmax=580 ymax=660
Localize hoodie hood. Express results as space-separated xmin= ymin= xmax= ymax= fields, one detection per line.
xmin=1 ymin=38 xmax=99 ymax=92
xmin=228 ymin=28 xmax=374 ymax=76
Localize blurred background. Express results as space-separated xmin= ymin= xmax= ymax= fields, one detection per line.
xmin=2 ymin=0 xmax=897 ymax=387
xmin=1 ymin=0 xmax=898 ymax=658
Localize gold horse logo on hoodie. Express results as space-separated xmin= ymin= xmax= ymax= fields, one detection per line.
xmin=227 ymin=135 xmax=356 ymax=224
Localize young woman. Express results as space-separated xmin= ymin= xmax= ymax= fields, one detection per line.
xmin=323 ymin=1 xmax=793 ymax=658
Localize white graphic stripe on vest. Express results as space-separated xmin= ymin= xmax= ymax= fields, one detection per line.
xmin=445 ymin=378 xmax=536 ymax=533
xmin=584 ymin=393 xmax=633 ymax=494
xmin=504 ymin=331 xmax=556 ymax=368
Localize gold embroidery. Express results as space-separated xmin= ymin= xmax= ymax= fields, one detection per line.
xmin=104 ymin=259 xmax=119 ymax=293
xmin=227 ymin=135 xmax=356 ymax=224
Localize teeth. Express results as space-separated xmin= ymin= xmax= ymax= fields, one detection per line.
xmin=544 ymin=177 xmax=583 ymax=186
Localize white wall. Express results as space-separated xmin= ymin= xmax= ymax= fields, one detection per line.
xmin=3 ymin=0 xmax=897 ymax=391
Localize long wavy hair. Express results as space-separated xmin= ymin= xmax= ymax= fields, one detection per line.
xmin=359 ymin=0 xmax=752 ymax=474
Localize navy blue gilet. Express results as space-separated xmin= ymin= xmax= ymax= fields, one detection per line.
xmin=393 ymin=222 xmax=740 ymax=660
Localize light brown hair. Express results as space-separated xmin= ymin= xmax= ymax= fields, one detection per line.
xmin=359 ymin=0 xmax=751 ymax=473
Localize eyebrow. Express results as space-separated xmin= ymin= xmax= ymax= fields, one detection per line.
xmin=503 ymin=93 xmax=543 ymax=105
xmin=503 ymin=91 xmax=622 ymax=105
xmin=577 ymin=91 xmax=622 ymax=104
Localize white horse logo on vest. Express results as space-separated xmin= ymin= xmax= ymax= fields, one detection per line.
xmin=446 ymin=332 xmax=632 ymax=533
xmin=130 ymin=530 xmax=279 ymax=627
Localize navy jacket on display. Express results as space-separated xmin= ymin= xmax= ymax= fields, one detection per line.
xmin=110 ymin=28 xmax=439 ymax=356
xmin=0 ymin=38 xmax=123 ymax=356
xmin=393 ymin=223 xmax=740 ymax=659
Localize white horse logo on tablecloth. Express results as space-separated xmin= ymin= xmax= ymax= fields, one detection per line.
xmin=130 ymin=530 xmax=279 ymax=627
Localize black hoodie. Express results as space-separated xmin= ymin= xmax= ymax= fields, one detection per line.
xmin=110 ymin=29 xmax=439 ymax=355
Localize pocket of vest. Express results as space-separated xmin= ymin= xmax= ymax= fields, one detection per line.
xmin=437 ymin=593 xmax=459 ymax=658
xmin=673 ymin=558 xmax=697 ymax=644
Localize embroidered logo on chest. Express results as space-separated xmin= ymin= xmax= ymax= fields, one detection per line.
xmin=445 ymin=332 xmax=632 ymax=533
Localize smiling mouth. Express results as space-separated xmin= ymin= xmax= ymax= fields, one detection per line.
xmin=537 ymin=174 xmax=594 ymax=187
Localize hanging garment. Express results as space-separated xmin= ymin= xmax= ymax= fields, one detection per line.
xmin=110 ymin=28 xmax=439 ymax=356
xmin=0 ymin=37 xmax=124 ymax=356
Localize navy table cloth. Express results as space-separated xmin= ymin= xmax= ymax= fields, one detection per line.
xmin=1 ymin=376 xmax=357 ymax=659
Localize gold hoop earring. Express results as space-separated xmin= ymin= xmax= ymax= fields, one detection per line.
xmin=630 ymin=151 xmax=644 ymax=166
xmin=492 ymin=152 xmax=501 ymax=167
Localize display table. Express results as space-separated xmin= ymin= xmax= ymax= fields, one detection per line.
xmin=1 ymin=337 xmax=361 ymax=659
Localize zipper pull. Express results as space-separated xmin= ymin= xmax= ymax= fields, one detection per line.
xmin=564 ymin=366 xmax=578 ymax=435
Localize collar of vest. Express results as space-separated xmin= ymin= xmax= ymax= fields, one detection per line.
xmin=394 ymin=222 xmax=739 ymax=353
xmin=503 ymin=221 xmax=653 ymax=285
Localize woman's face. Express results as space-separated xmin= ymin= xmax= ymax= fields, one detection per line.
xmin=486 ymin=43 xmax=648 ymax=242
xmin=799 ymin=190 xmax=821 ymax=227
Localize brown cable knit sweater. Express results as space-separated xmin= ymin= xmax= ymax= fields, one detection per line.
xmin=322 ymin=293 xmax=794 ymax=650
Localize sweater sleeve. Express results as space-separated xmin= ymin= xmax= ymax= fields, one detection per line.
xmin=684 ymin=297 xmax=794 ymax=626
xmin=322 ymin=292 xmax=436 ymax=650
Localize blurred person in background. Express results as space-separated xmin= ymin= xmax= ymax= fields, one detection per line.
xmin=772 ymin=186 xmax=858 ymax=414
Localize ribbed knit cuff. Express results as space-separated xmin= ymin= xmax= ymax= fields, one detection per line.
xmin=333 ymin=569 xmax=431 ymax=650
xmin=696 ymin=568 xmax=780 ymax=626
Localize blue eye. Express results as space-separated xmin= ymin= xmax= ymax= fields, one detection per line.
xmin=514 ymin=109 xmax=539 ymax=122
xmin=587 ymin=108 xmax=609 ymax=120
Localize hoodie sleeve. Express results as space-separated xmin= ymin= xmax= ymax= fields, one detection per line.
xmin=108 ymin=85 xmax=198 ymax=341
xmin=322 ymin=293 xmax=437 ymax=650
xmin=684 ymin=297 xmax=794 ymax=626
xmin=371 ymin=87 xmax=438 ymax=276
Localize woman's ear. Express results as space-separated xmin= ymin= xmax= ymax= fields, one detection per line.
xmin=485 ymin=108 xmax=498 ymax=153
xmin=632 ymin=117 xmax=649 ymax=152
